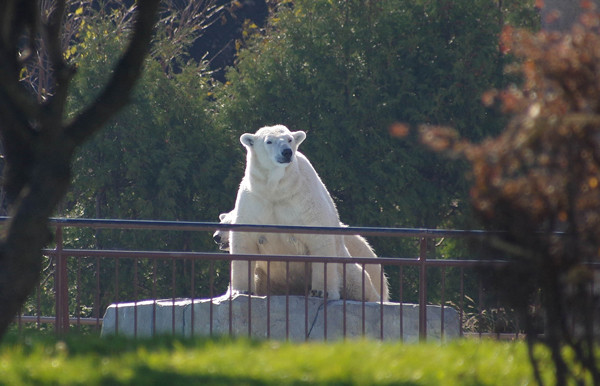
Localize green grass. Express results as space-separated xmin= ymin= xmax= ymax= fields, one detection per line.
xmin=0 ymin=332 xmax=555 ymax=385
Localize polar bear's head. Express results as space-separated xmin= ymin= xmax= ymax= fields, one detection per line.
xmin=240 ymin=125 xmax=306 ymax=167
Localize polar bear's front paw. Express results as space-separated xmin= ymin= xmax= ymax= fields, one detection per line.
xmin=310 ymin=289 xmax=341 ymax=300
xmin=310 ymin=290 xmax=327 ymax=298
xmin=228 ymin=288 xmax=254 ymax=296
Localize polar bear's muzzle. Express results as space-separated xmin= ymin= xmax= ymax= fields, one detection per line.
xmin=277 ymin=147 xmax=293 ymax=164
xmin=213 ymin=231 xmax=229 ymax=251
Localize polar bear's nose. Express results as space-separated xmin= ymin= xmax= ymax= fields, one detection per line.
xmin=282 ymin=148 xmax=292 ymax=160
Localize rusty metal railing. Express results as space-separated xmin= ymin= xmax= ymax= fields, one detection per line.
xmin=9 ymin=217 xmax=524 ymax=339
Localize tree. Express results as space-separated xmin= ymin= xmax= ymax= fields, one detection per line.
xmin=421 ymin=6 xmax=600 ymax=384
xmin=0 ymin=0 xmax=160 ymax=338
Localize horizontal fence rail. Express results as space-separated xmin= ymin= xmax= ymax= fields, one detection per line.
xmin=7 ymin=217 xmax=598 ymax=341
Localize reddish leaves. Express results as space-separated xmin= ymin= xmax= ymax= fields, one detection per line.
xmin=422 ymin=10 xmax=600 ymax=246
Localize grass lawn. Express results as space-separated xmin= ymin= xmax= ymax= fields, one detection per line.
xmin=0 ymin=331 xmax=556 ymax=385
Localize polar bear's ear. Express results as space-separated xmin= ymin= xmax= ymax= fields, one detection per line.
xmin=292 ymin=131 xmax=306 ymax=146
xmin=219 ymin=213 xmax=228 ymax=221
xmin=240 ymin=133 xmax=256 ymax=147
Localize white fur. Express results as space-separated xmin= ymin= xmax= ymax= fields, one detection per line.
xmin=215 ymin=212 xmax=389 ymax=301
xmin=229 ymin=125 xmax=379 ymax=301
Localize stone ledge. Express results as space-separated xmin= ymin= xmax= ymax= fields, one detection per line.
xmin=101 ymin=294 xmax=460 ymax=342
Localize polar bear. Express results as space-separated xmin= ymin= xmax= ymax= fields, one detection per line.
xmin=229 ymin=124 xmax=380 ymax=301
xmin=214 ymin=211 xmax=390 ymax=301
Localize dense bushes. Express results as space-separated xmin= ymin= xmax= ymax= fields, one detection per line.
xmin=62 ymin=0 xmax=539 ymax=251
xmin=59 ymin=7 xmax=237 ymax=308
xmin=38 ymin=0 xmax=538 ymax=311
xmin=218 ymin=0 xmax=518 ymax=235
xmin=65 ymin=8 xmax=239 ymax=251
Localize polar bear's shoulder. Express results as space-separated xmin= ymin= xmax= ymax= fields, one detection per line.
xmin=294 ymin=152 xmax=329 ymax=189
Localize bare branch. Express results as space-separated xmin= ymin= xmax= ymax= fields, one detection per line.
xmin=41 ymin=0 xmax=76 ymax=127
xmin=152 ymin=0 xmax=224 ymax=72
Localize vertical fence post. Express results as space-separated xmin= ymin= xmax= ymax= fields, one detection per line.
xmin=55 ymin=225 xmax=69 ymax=334
xmin=419 ymin=237 xmax=427 ymax=342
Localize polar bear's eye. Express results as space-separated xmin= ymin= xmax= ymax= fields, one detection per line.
xmin=288 ymin=139 xmax=292 ymax=143
xmin=266 ymin=140 xmax=272 ymax=144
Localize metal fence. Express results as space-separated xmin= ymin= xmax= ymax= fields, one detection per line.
xmin=13 ymin=218 xmax=528 ymax=340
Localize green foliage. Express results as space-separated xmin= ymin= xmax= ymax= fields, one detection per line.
xmin=215 ymin=0 xmax=536 ymax=261
xmin=54 ymin=8 xmax=237 ymax=315
xmin=0 ymin=332 xmax=560 ymax=385
xmin=17 ymin=0 xmax=541 ymax=327
xmin=68 ymin=50 xmax=233 ymax=228
xmin=211 ymin=0 xmax=539 ymax=311
xmin=64 ymin=9 xmax=240 ymax=247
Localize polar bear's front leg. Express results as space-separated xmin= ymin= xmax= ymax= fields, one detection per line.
xmin=308 ymin=236 xmax=342 ymax=300
xmin=230 ymin=231 xmax=259 ymax=295
xmin=311 ymin=261 xmax=341 ymax=300
xmin=230 ymin=260 xmax=256 ymax=295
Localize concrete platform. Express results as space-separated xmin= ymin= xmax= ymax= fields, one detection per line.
xmin=101 ymin=294 xmax=460 ymax=342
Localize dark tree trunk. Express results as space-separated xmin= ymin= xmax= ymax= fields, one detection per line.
xmin=0 ymin=0 xmax=160 ymax=339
